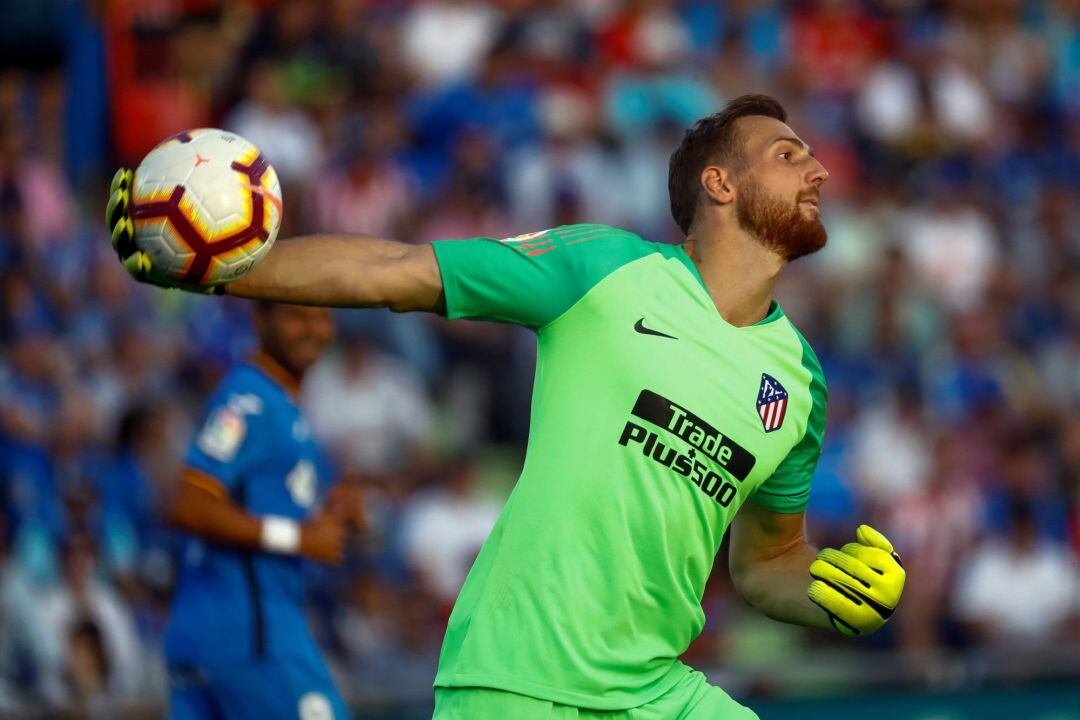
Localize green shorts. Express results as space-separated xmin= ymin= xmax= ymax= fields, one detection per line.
xmin=433 ymin=670 xmax=759 ymax=720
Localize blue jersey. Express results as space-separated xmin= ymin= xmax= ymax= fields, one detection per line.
xmin=164 ymin=355 xmax=332 ymax=666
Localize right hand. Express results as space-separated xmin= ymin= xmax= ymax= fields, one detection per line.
xmin=299 ymin=509 xmax=348 ymax=565
xmin=105 ymin=167 xmax=218 ymax=293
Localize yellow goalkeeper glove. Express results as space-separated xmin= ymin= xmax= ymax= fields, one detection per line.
xmin=808 ymin=525 xmax=905 ymax=636
xmin=104 ymin=168 xmax=221 ymax=294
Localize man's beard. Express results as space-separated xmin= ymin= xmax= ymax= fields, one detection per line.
xmin=735 ymin=176 xmax=828 ymax=262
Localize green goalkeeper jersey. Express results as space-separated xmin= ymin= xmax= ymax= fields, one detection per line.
xmin=430 ymin=224 xmax=827 ymax=710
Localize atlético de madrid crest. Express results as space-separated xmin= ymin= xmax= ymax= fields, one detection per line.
xmin=757 ymin=373 xmax=788 ymax=433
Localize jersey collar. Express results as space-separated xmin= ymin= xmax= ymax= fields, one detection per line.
xmin=250 ymin=351 xmax=303 ymax=399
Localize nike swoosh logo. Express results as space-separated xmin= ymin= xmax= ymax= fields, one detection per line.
xmin=634 ymin=318 xmax=678 ymax=340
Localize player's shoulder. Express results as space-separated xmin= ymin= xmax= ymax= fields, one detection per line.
xmin=206 ymin=362 xmax=277 ymax=415
xmin=532 ymin=223 xmax=679 ymax=269
xmin=546 ymin=223 xmax=642 ymax=242
xmin=781 ymin=316 xmax=827 ymax=397
xmin=189 ymin=365 xmax=271 ymax=466
xmin=544 ymin=223 xmax=653 ymax=250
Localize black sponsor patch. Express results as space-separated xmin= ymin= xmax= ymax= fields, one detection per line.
xmin=618 ymin=421 xmax=740 ymax=507
xmin=630 ymin=390 xmax=756 ymax=481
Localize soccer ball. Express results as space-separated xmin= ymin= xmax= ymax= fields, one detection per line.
xmin=131 ymin=128 xmax=282 ymax=286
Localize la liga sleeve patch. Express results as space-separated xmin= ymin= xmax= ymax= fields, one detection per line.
xmin=196 ymin=406 xmax=247 ymax=461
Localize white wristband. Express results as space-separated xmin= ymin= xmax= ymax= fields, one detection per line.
xmin=260 ymin=516 xmax=301 ymax=555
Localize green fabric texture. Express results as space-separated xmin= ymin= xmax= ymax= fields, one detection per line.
xmin=435 ymin=224 xmax=662 ymax=329
xmin=746 ymin=325 xmax=828 ymax=513
xmin=430 ymin=225 xmax=828 ymax=709
xmin=433 ymin=671 xmax=759 ymax=719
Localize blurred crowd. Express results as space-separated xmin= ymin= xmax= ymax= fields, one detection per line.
xmin=3 ymin=0 xmax=1080 ymax=714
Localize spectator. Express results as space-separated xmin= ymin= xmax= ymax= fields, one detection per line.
xmin=953 ymin=500 xmax=1080 ymax=646
xmin=310 ymin=108 xmax=415 ymax=239
xmin=400 ymin=0 xmax=503 ymax=88
xmin=303 ymin=328 xmax=435 ymax=477
xmin=0 ymin=509 xmax=57 ymax=703
xmin=903 ymin=189 xmax=999 ymax=312
xmin=65 ymin=619 xmax=113 ymax=717
xmin=850 ymin=388 xmax=931 ymax=507
xmin=37 ymin=535 xmax=143 ymax=705
xmin=888 ymin=432 xmax=984 ymax=651
xmin=225 ymin=60 xmax=326 ymax=187
xmin=1038 ymin=317 xmax=1080 ymax=414
xmin=0 ymin=117 xmax=73 ymax=251
xmin=400 ymin=460 xmax=500 ymax=608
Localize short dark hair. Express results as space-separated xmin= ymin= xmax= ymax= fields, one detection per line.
xmin=668 ymin=94 xmax=787 ymax=235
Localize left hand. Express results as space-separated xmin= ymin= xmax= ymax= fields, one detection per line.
xmin=807 ymin=525 xmax=905 ymax=636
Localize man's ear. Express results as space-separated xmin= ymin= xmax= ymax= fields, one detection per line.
xmin=701 ymin=166 xmax=735 ymax=206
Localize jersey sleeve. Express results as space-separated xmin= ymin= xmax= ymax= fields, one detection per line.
xmin=184 ymin=390 xmax=264 ymax=493
xmin=431 ymin=224 xmax=656 ymax=329
xmin=749 ymin=337 xmax=828 ymax=514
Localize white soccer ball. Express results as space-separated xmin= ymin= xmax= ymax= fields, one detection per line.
xmin=131 ymin=128 xmax=283 ymax=286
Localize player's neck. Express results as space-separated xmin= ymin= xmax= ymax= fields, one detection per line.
xmin=252 ymin=350 xmax=305 ymax=396
xmin=683 ymin=229 xmax=784 ymax=328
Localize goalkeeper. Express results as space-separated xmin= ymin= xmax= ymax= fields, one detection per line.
xmin=108 ymin=94 xmax=904 ymax=719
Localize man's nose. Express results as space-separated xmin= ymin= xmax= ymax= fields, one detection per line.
xmin=807 ymin=158 xmax=829 ymax=186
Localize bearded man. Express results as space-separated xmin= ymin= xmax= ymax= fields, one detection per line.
xmin=107 ymin=94 xmax=905 ymax=720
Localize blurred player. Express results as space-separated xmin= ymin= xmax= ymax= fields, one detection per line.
xmin=109 ymin=95 xmax=905 ymax=719
xmin=164 ymin=302 xmax=357 ymax=720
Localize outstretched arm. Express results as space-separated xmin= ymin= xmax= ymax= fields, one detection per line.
xmin=106 ymin=169 xmax=444 ymax=312
xmin=223 ymin=235 xmax=445 ymax=313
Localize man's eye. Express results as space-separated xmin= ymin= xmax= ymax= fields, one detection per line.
xmin=779 ymin=152 xmax=791 ymax=161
